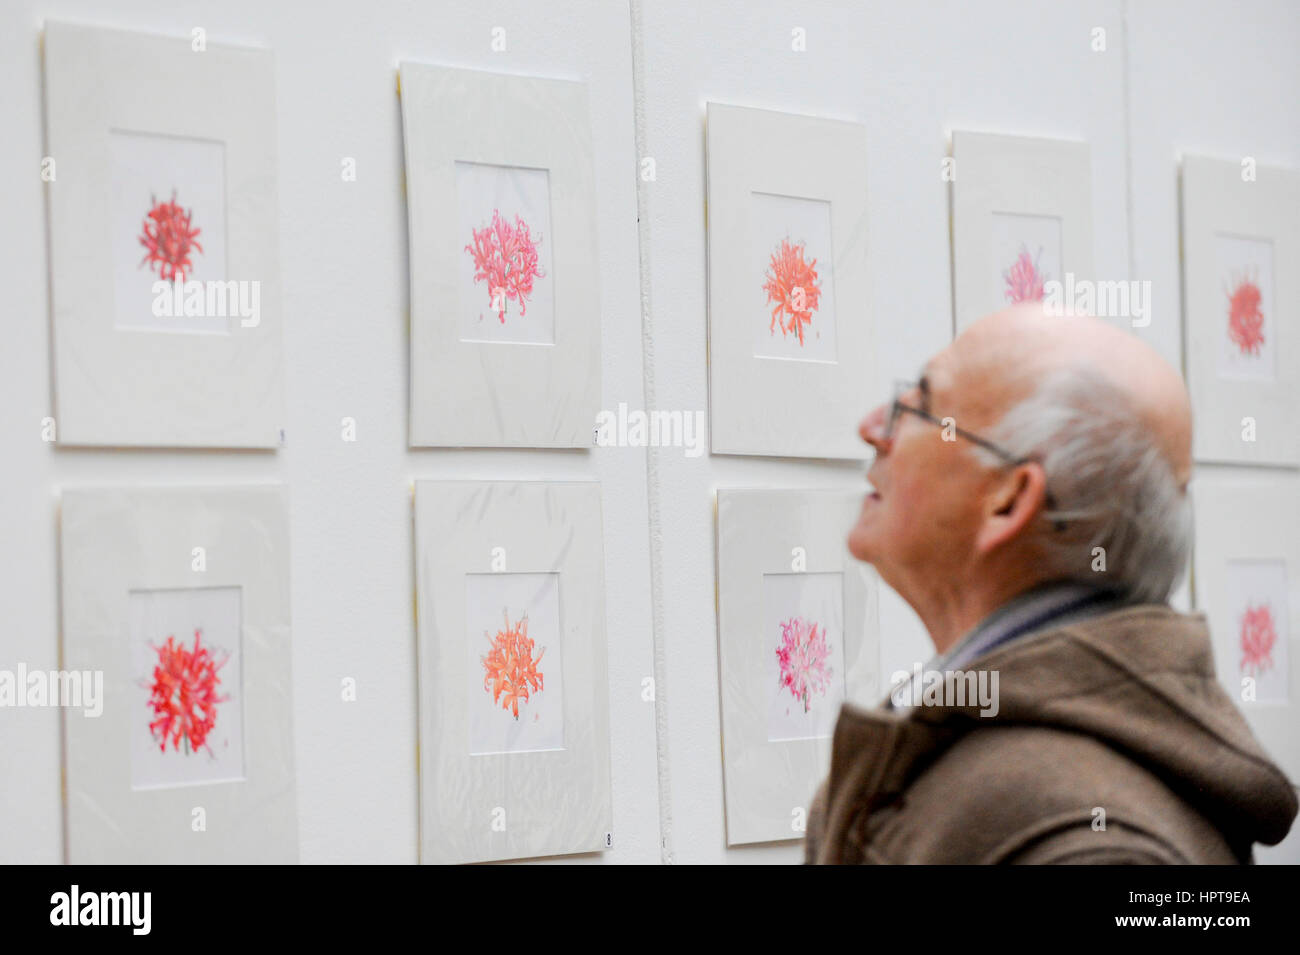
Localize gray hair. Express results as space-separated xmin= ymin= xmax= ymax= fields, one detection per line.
xmin=972 ymin=367 xmax=1191 ymax=604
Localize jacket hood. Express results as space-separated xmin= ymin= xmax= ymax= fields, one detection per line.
xmin=850 ymin=604 xmax=1298 ymax=848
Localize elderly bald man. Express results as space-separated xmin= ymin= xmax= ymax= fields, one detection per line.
xmin=805 ymin=303 xmax=1297 ymax=865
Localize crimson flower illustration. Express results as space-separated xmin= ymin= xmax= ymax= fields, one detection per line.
xmin=1225 ymin=273 xmax=1265 ymax=356
xmin=146 ymin=629 xmax=229 ymax=755
xmin=776 ymin=616 xmax=833 ymax=713
xmin=762 ymin=237 xmax=823 ymax=345
xmin=138 ymin=191 xmax=203 ymax=283
xmin=1003 ymin=245 xmax=1048 ymax=303
xmin=1239 ymin=604 xmax=1278 ymax=677
xmin=481 ymin=611 xmax=545 ymax=719
xmin=465 ymin=209 xmax=546 ymax=323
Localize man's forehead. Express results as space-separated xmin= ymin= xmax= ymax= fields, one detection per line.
xmin=923 ymin=339 xmax=1030 ymax=420
xmin=919 ymin=350 xmax=956 ymax=392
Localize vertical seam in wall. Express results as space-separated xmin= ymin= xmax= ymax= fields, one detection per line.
xmin=1120 ymin=0 xmax=1138 ymax=286
xmin=628 ymin=0 xmax=675 ymax=865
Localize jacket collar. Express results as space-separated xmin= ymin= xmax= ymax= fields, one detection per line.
xmin=818 ymin=702 xmax=959 ymax=863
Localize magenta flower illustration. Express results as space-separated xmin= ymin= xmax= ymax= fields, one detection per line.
xmin=1239 ymin=604 xmax=1278 ymax=677
xmin=138 ymin=190 xmax=203 ymax=283
xmin=776 ymin=616 xmax=833 ymax=713
xmin=1002 ymin=244 xmax=1047 ymax=304
xmin=762 ymin=237 xmax=822 ymax=345
xmin=1225 ymin=272 xmax=1265 ymax=356
xmin=465 ymin=209 xmax=546 ymax=323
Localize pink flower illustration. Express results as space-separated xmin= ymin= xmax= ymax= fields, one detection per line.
xmin=762 ymin=237 xmax=822 ymax=345
xmin=1239 ymin=604 xmax=1278 ymax=677
xmin=776 ymin=616 xmax=833 ymax=713
xmin=1003 ymin=245 xmax=1047 ymax=304
xmin=1225 ymin=273 xmax=1265 ymax=356
xmin=465 ymin=209 xmax=546 ymax=323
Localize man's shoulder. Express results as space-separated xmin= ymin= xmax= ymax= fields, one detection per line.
xmin=865 ymin=723 xmax=1239 ymax=864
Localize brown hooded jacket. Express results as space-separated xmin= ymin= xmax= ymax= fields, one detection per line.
xmin=805 ymin=605 xmax=1297 ymax=864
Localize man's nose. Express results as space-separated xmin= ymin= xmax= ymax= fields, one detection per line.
xmin=859 ymin=402 xmax=891 ymax=453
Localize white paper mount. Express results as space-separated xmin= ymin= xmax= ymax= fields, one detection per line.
xmin=951 ymin=130 xmax=1093 ymax=333
xmin=414 ymin=480 xmax=612 ymax=863
xmin=43 ymin=21 xmax=284 ymax=448
xmin=1181 ymin=155 xmax=1299 ymax=466
xmin=715 ymin=487 xmax=878 ymax=845
xmin=400 ymin=64 xmax=601 ymax=448
xmin=705 ymin=103 xmax=873 ymax=459
xmin=59 ymin=484 xmax=296 ymax=863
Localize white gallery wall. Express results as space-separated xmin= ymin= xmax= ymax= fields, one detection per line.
xmin=1 ymin=0 xmax=1297 ymax=864
xmin=0 ymin=0 xmax=657 ymax=864
xmin=1125 ymin=0 xmax=1300 ymax=863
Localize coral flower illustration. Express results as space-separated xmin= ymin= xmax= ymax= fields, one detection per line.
xmin=481 ymin=611 xmax=546 ymax=719
xmin=1225 ymin=273 xmax=1265 ymax=356
xmin=146 ymin=629 xmax=229 ymax=755
xmin=776 ymin=616 xmax=833 ymax=713
xmin=1239 ymin=604 xmax=1278 ymax=677
xmin=465 ymin=209 xmax=546 ymax=323
xmin=1003 ymin=245 xmax=1048 ymax=303
xmin=762 ymin=237 xmax=823 ymax=345
xmin=138 ymin=190 xmax=203 ymax=283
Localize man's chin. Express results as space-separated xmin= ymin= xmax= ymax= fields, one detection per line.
xmin=846 ymin=524 xmax=878 ymax=563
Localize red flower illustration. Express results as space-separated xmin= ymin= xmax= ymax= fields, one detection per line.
xmin=1003 ymin=245 xmax=1047 ymax=303
xmin=138 ymin=191 xmax=203 ymax=283
xmin=146 ymin=629 xmax=229 ymax=755
xmin=762 ymin=237 xmax=822 ymax=345
xmin=481 ymin=611 xmax=545 ymax=719
xmin=1226 ymin=273 xmax=1265 ymax=356
xmin=776 ymin=616 xmax=833 ymax=713
xmin=1239 ymin=604 xmax=1278 ymax=677
xmin=465 ymin=210 xmax=546 ymax=323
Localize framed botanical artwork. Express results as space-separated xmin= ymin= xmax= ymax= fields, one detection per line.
xmin=42 ymin=21 xmax=283 ymax=448
xmin=1181 ymin=155 xmax=1299 ymax=466
xmin=950 ymin=130 xmax=1093 ymax=332
xmin=705 ymin=103 xmax=872 ymax=459
xmin=399 ymin=64 xmax=600 ymax=448
xmin=715 ymin=488 xmax=878 ymax=845
xmin=59 ymin=485 xmax=296 ymax=863
xmin=1191 ymin=477 xmax=1299 ymax=818
xmin=414 ymin=481 xmax=611 ymax=863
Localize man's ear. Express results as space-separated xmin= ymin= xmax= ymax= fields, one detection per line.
xmin=974 ymin=462 xmax=1049 ymax=555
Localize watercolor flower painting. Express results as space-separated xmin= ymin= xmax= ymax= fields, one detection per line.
xmin=138 ymin=190 xmax=203 ymax=283
xmin=1002 ymin=244 xmax=1048 ymax=303
xmin=146 ymin=629 xmax=229 ymax=756
xmin=1239 ymin=604 xmax=1278 ymax=677
xmin=481 ymin=610 xmax=546 ymax=719
xmin=1225 ymin=271 xmax=1266 ymax=357
xmin=775 ymin=616 xmax=834 ymax=714
xmin=762 ymin=237 xmax=823 ymax=346
xmin=465 ymin=209 xmax=546 ymax=323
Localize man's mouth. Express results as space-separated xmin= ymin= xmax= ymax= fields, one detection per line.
xmin=865 ymin=473 xmax=882 ymax=501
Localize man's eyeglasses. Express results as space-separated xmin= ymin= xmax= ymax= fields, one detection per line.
xmin=883 ymin=379 xmax=1064 ymax=526
xmin=885 ymin=379 xmax=1028 ymax=466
